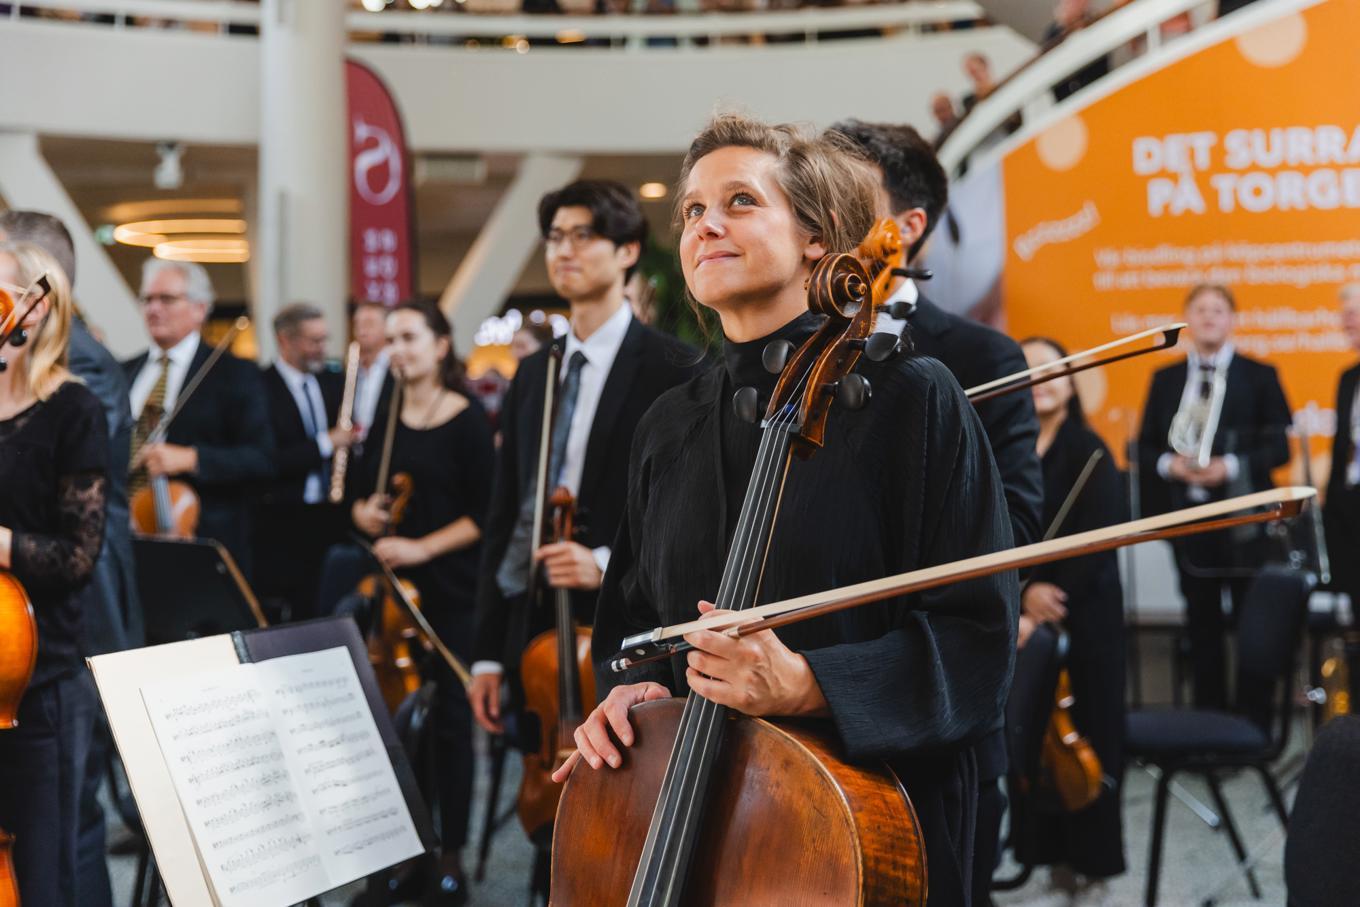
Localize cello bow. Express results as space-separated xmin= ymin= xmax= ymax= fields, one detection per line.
xmin=610 ymin=486 xmax=1315 ymax=671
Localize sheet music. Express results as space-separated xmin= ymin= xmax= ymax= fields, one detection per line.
xmin=141 ymin=647 xmax=422 ymax=907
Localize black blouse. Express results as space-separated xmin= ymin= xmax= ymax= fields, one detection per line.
xmin=594 ymin=313 xmax=1019 ymax=761
xmin=356 ymin=396 xmax=495 ymax=640
xmin=0 ymin=381 xmax=109 ymax=688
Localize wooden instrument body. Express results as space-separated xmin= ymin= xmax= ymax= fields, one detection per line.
xmin=550 ymin=698 xmax=925 ymax=907
xmin=517 ymin=625 xmax=595 ymax=836
xmin=1 ymin=571 xmax=37 ymax=907
xmin=362 ymin=472 xmax=427 ymax=713
xmin=129 ymin=476 xmax=200 ymax=539
xmin=1041 ymin=668 xmax=1103 ymax=812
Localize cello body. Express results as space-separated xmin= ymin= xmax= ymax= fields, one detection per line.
xmin=1 ymin=570 xmax=38 ymax=907
xmin=550 ymin=698 xmax=926 ymax=907
xmin=129 ymin=476 xmax=200 ymax=538
xmin=517 ymin=625 xmax=595 ymax=837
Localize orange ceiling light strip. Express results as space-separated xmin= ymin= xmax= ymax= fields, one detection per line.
xmin=114 ymin=218 xmax=248 ymax=249
xmin=104 ymin=198 xmax=243 ymax=222
xmin=153 ymin=238 xmax=251 ymax=264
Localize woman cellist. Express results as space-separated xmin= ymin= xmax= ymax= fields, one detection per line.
xmin=346 ymin=301 xmax=494 ymax=904
xmin=0 ymin=242 xmax=109 ymax=906
xmin=555 ymin=116 xmax=1017 ymax=906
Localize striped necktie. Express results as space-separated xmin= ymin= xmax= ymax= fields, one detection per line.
xmin=129 ymin=355 xmax=171 ymax=495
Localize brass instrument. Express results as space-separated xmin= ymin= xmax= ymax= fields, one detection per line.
xmin=1168 ymin=362 xmax=1226 ymax=469
xmin=328 ymin=341 xmax=361 ymax=504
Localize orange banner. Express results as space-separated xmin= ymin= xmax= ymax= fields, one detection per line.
xmin=943 ymin=0 xmax=1360 ymax=481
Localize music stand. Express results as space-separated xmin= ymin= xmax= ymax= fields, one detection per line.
xmin=132 ymin=535 xmax=266 ymax=645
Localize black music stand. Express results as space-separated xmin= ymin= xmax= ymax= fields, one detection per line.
xmin=132 ymin=535 xmax=267 ymax=646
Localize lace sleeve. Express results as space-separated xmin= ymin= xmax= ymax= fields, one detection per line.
xmin=11 ymin=471 xmax=108 ymax=596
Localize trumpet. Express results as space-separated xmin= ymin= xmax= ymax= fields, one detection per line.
xmin=1168 ymin=366 xmax=1225 ymax=469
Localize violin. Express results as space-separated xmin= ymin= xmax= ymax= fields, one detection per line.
xmin=354 ymin=378 xmax=428 ymax=712
xmin=0 ymin=571 xmax=38 ymax=907
xmin=1041 ymin=667 xmax=1105 ymax=812
xmin=129 ymin=317 xmax=250 ymax=538
xmin=552 ymin=248 xmax=927 ymax=905
xmin=516 ymin=487 xmax=596 ymax=842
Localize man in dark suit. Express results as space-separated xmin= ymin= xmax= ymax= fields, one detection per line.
xmin=1325 ymin=284 xmax=1360 ymax=610
xmin=123 ymin=258 xmax=275 ymax=578
xmin=0 ymin=209 xmax=141 ymax=907
xmin=833 ymin=119 xmax=1044 ymax=905
xmin=254 ymin=302 xmax=353 ymax=621
xmin=1138 ymin=283 xmax=1292 ymax=710
xmin=468 ymin=181 xmax=700 ymax=744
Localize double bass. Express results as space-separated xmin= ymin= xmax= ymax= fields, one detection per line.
xmin=552 ymin=244 xmax=927 ymax=906
xmin=129 ymin=317 xmax=250 ymax=538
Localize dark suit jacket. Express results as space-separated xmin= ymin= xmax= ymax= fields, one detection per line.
xmin=472 ymin=317 xmax=702 ymax=669
xmin=1325 ymin=363 xmax=1360 ymax=600
xmin=905 ymin=295 xmax=1045 ymax=548
xmin=1137 ymin=351 xmax=1292 ymax=519
xmin=70 ymin=319 xmax=142 ymax=655
xmin=258 ymin=364 xmax=343 ymax=505
xmin=123 ymin=339 xmax=276 ymax=575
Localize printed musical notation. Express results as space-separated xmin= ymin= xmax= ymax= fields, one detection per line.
xmin=141 ymin=647 xmax=423 ymax=907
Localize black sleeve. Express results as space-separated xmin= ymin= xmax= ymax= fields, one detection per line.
xmin=1031 ymin=435 xmax=1125 ymax=594
xmin=802 ymin=367 xmax=1019 ymax=760
xmin=1242 ymin=365 xmax=1292 ymax=483
xmin=193 ymin=361 xmax=277 ymax=485
xmin=472 ymin=369 xmax=531 ymax=664
xmin=456 ymin=405 xmax=496 ymax=532
xmin=592 ymin=417 xmax=676 ymax=694
xmin=10 ymin=389 xmax=109 ymax=596
xmin=1137 ymin=373 xmax=1173 ymax=516
xmin=972 ymin=338 xmax=1044 ymax=547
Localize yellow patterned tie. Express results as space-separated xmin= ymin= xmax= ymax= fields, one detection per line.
xmin=128 ymin=356 xmax=170 ymax=495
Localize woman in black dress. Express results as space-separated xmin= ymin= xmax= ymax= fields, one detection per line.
xmin=553 ymin=116 xmax=1018 ymax=907
xmin=1018 ymin=336 xmax=1127 ymax=889
xmin=349 ymin=301 xmax=494 ymax=904
xmin=0 ymin=242 xmax=109 ymax=906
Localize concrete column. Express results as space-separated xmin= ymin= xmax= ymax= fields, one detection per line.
xmin=0 ymin=131 xmax=141 ymax=357
xmin=257 ymin=0 xmax=348 ymax=362
xmin=440 ymin=153 xmax=583 ymax=356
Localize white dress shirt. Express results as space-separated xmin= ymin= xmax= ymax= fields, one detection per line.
xmin=872 ymin=277 xmax=919 ymax=337
xmin=1158 ymin=343 xmax=1240 ymax=501
xmin=274 ymin=357 xmax=333 ymax=504
xmin=353 ymin=348 xmax=390 ymax=441
xmin=469 ymin=303 xmax=633 ymax=680
xmin=129 ymin=331 xmax=201 ymax=422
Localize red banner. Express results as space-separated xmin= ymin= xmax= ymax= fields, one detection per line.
xmin=345 ymin=59 xmax=416 ymax=306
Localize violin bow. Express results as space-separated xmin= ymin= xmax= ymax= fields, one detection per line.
xmin=525 ymin=341 xmax=563 ymax=607
xmin=140 ymin=316 xmax=250 ymax=450
xmin=966 ymin=323 xmax=1185 ymax=403
xmin=610 ymin=486 xmax=1315 ymax=672
xmin=351 ymin=536 xmax=473 ymax=691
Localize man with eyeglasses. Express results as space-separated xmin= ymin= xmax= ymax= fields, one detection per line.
xmin=123 ymin=258 xmax=274 ymax=578
xmin=467 ymin=181 xmax=699 ymax=879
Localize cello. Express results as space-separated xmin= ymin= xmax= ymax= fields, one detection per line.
xmin=552 ymin=250 xmax=927 ymax=906
xmin=516 ymin=487 xmax=596 ymax=840
xmin=129 ymin=317 xmax=250 ymax=538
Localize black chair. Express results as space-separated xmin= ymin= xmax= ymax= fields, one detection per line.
xmin=993 ymin=622 xmax=1065 ymax=890
xmin=1125 ymin=566 xmax=1315 ymax=907
xmin=1285 ymin=714 xmax=1360 ymax=906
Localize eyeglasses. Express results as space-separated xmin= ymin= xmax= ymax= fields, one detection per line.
xmin=139 ymin=292 xmax=188 ymax=307
xmin=545 ymin=226 xmax=600 ymax=249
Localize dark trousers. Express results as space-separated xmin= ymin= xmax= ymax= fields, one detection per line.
xmin=1177 ymin=568 xmax=1250 ymax=710
xmin=0 ymin=671 xmax=98 ymax=907
xmin=75 ymin=707 xmax=115 ymax=907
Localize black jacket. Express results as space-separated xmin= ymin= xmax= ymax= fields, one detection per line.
xmin=1137 ymin=351 xmax=1291 ymax=518
xmin=123 ymin=339 xmax=276 ymax=575
xmin=904 ymin=295 xmax=1044 ymax=547
xmin=1325 ymin=363 xmax=1360 ymax=600
xmin=472 ymin=316 xmax=701 ymax=668
xmin=258 ymin=364 xmax=343 ymax=506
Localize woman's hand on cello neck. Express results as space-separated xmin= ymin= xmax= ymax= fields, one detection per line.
xmin=551 ymin=601 xmax=830 ymax=784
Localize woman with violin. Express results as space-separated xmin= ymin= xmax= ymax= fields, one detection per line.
xmin=555 ymin=116 xmax=1018 ymax=907
xmin=1016 ymin=336 xmax=1127 ymax=891
xmin=347 ymin=301 xmax=494 ymax=904
xmin=0 ymin=242 xmax=109 ymax=906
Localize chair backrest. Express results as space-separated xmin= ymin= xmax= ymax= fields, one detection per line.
xmin=1235 ymin=565 xmax=1315 ymax=754
xmin=1285 ymin=714 xmax=1360 ymax=906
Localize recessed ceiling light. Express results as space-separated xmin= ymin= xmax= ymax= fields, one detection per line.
xmin=639 ymin=182 xmax=668 ymax=200
xmin=113 ymin=218 xmax=247 ymax=249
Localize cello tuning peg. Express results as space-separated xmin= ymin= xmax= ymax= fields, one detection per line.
xmin=732 ymin=386 xmax=761 ymax=424
xmin=835 ymin=374 xmax=871 ymax=410
xmin=863 ymin=332 xmax=903 ymax=363
xmin=883 ymin=300 xmax=917 ymax=321
xmin=762 ymin=339 xmax=793 ymax=375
